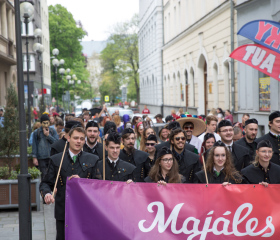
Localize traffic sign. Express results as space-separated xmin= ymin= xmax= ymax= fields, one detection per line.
xmin=105 ymin=95 xmax=109 ymax=102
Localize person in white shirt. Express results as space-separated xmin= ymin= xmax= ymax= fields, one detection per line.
xmin=198 ymin=115 xmax=221 ymax=142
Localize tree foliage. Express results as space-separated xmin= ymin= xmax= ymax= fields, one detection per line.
xmin=48 ymin=4 xmax=91 ymax=104
xmin=0 ymin=84 xmax=20 ymax=175
xmin=100 ymin=14 xmax=139 ymax=103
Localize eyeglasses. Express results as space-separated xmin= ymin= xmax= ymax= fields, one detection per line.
xmin=175 ymin=137 xmax=186 ymax=141
xmin=145 ymin=143 xmax=156 ymax=146
xmin=259 ymin=150 xmax=273 ymax=154
xmin=161 ymin=158 xmax=173 ymax=163
xmin=184 ymin=126 xmax=194 ymax=130
xmin=219 ymin=129 xmax=234 ymax=133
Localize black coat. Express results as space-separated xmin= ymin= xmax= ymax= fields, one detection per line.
xmin=39 ymin=150 xmax=99 ymax=220
xmin=83 ymin=142 xmax=103 ymax=160
xmin=256 ymin=133 xmax=280 ymax=166
xmin=144 ymin=175 xmax=186 ymax=183
xmin=235 ymin=137 xmax=257 ymax=162
xmin=96 ymin=158 xmax=136 ymax=181
xmin=194 ymin=170 xmax=243 ymax=184
xmin=155 ymin=141 xmax=196 ymax=159
xmin=119 ymin=149 xmax=150 ymax=182
xmin=204 ymin=142 xmax=250 ymax=171
xmin=241 ymin=162 xmax=280 ymax=184
xmin=50 ymin=136 xmax=68 ymax=156
xmin=173 ymin=148 xmax=201 ymax=183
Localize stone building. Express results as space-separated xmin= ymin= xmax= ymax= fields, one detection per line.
xmin=138 ymin=0 xmax=164 ymax=114
xmin=236 ymin=0 xmax=280 ymax=135
xmin=0 ymin=0 xmax=17 ymax=107
xmin=81 ymin=40 xmax=108 ymax=102
xmin=162 ymin=0 xmax=237 ymax=116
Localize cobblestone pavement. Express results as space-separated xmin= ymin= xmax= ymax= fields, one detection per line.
xmin=0 ymin=201 xmax=56 ymax=240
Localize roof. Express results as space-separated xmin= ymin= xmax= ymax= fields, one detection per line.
xmin=81 ymin=41 xmax=108 ymax=57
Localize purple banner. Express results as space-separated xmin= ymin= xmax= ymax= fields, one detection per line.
xmin=238 ymin=20 xmax=280 ymax=54
xmin=65 ymin=178 xmax=279 ymax=240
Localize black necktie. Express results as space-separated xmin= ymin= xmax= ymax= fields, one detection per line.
xmin=228 ymin=146 xmax=232 ymax=152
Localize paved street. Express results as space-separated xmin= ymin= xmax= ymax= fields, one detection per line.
xmin=0 ymin=201 xmax=56 ymax=240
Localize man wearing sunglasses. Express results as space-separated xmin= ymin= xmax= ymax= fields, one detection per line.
xmin=182 ymin=122 xmax=202 ymax=154
xmin=145 ymin=134 xmax=158 ymax=168
xmin=120 ymin=128 xmax=150 ymax=182
xmin=168 ymin=128 xmax=201 ymax=183
xmin=216 ymin=120 xmax=250 ymax=171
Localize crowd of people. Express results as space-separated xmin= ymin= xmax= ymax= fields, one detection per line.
xmin=21 ymin=103 xmax=280 ymax=240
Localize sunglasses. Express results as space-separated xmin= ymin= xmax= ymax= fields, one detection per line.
xmin=145 ymin=143 xmax=156 ymax=146
xmin=184 ymin=126 xmax=194 ymax=130
xmin=175 ymin=137 xmax=186 ymax=141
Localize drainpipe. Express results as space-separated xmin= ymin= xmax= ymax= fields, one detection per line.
xmin=230 ymin=0 xmax=235 ymax=113
xmin=161 ymin=0 xmax=164 ymax=116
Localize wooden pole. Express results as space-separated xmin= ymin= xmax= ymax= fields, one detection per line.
xmin=52 ymin=141 xmax=67 ymax=198
xmin=201 ymin=155 xmax=209 ymax=184
xmin=103 ymin=139 xmax=105 ymax=180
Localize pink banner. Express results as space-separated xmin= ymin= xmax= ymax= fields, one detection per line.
xmin=65 ymin=179 xmax=280 ymax=240
xmin=230 ymin=44 xmax=280 ymax=81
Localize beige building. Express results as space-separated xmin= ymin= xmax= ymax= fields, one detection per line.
xmin=0 ymin=0 xmax=17 ymax=107
xmin=162 ymin=0 xmax=237 ymax=116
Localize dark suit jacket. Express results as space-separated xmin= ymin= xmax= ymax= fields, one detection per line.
xmin=235 ymin=137 xmax=257 ymax=162
xmin=194 ymin=170 xmax=243 ymax=184
xmin=50 ymin=136 xmax=68 ymax=156
xmin=39 ymin=151 xmax=99 ymax=220
xmin=83 ymin=142 xmax=103 ymax=160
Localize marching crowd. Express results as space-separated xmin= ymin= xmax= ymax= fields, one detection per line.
xmin=24 ymin=105 xmax=280 ymax=240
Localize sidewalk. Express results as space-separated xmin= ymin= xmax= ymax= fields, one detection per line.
xmin=0 ymin=201 xmax=56 ymax=240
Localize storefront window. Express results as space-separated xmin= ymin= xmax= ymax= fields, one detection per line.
xmin=259 ymin=73 xmax=270 ymax=111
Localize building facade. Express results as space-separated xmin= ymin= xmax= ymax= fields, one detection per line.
xmin=162 ymin=0 xmax=238 ymax=116
xmin=0 ymin=0 xmax=17 ymax=107
xmin=81 ymin=40 xmax=108 ymax=103
xmin=139 ymin=0 xmax=164 ymax=114
xmin=236 ymin=0 xmax=280 ymax=135
xmin=21 ymin=0 xmax=51 ymax=108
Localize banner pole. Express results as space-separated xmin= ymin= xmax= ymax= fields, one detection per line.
xmin=52 ymin=142 xmax=67 ymax=198
xmin=202 ymin=155 xmax=209 ymax=185
xmin=103 ymin=139 xmax=105 ymax=180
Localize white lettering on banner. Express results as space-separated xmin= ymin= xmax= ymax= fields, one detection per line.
xmin=138 ymin=202 xmax=275 ymax=239
xmin=243 ymin=46 xmax=276 ymax=74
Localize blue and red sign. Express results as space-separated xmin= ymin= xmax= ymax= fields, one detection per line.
xmin=238 ymin=20 xmax=280 ymax=54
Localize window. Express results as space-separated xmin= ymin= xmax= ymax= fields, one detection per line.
xmin=23 ymin=54 xmax=36 ymax=72
xmin=259 ymin=72 xmax=270 ymax=111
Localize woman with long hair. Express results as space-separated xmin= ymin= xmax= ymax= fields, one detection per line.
xmin=134 ymin=121 xmax=144 ymax=149
xmin=241 ymin=140 xmax=280 ymax=186
xmin=145 ymin=147 xmax=184 ymax=184
xmin=199 ymin=133 xmax=216 ymax=164
xmin=194 ymin=141 xmax=243 ymax=184
xmin=140 ymin=127 xmax=156 ymax=151
xmin=216 ymin=108 xmax=224 ymax=123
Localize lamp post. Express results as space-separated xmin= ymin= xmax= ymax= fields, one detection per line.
xmin=21 ymin=1 xmax=34 ymax=140
xmin=18 ymin=1 xmax=34 ymax=239
xmin=59 ymin=68 xmax=65 ymax=110
xmin=33 ymin=28 xmax=44 ymax=108
xmin=72 ymin=74 xmax=76 ymax=113
xmin=51 ymin=48 xmax=59 ymax=111
xmin=66 ymin=73 xmax=71 ymax=112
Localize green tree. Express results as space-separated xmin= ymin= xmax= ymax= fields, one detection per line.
xmin=100 ymin=14 xmax=139 ymax=103
xmin=0 ymin=84 xmax=20 ymax=175
xmin=48 ymin=4 xmax=91 ymax=104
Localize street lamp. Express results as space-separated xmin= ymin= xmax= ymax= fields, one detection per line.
xmin=59 ymin=68 xmax=65 ymax=110
xmin=20 ymin=1 xmax=34 ymax=140
xmin=52 ymin=54 xmax=59 ymax=111
xmin=70 ymin=78 xmax=80 ymax=114
xmin=33 ymin=28 xmax=45 ymax=108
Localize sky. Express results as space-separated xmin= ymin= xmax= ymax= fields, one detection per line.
xmin=47 ymin=0 xmax=139 ymax=42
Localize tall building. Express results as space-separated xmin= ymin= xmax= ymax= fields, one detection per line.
xmin=138 ymin=0 xmax=164 ymax=114
xmin=21 ymin=0 xmax=51 ymax=108
xmin=81 ymin=40 xmax=108 ymax=103
xmin=162 ymin=0 xmax=237 ymax=116
xmin=236 ymin=0 xmax=280 ymax=134
xmin=0 ymin=0 xmax=17 ymax=107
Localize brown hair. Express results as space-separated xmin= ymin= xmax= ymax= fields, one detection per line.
xmin=148 ymin=154 xmax=182 ymax=183
xmin=69 ymin=127 xmax=85 ymax=137
xmin=55 ymin=118 xmax=64 ymax=127
xmin=206 ymin=115 xmax=218 ymax=125
xmin=205 ymin=146 xmax=242 ymax=183
xmin=169 ymin=128 xmax=187 ymax=145
xmin=140 ymin=127 xmax=156 ymax=151
xmin=113 ymin=115 xmax=121 ymax=126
